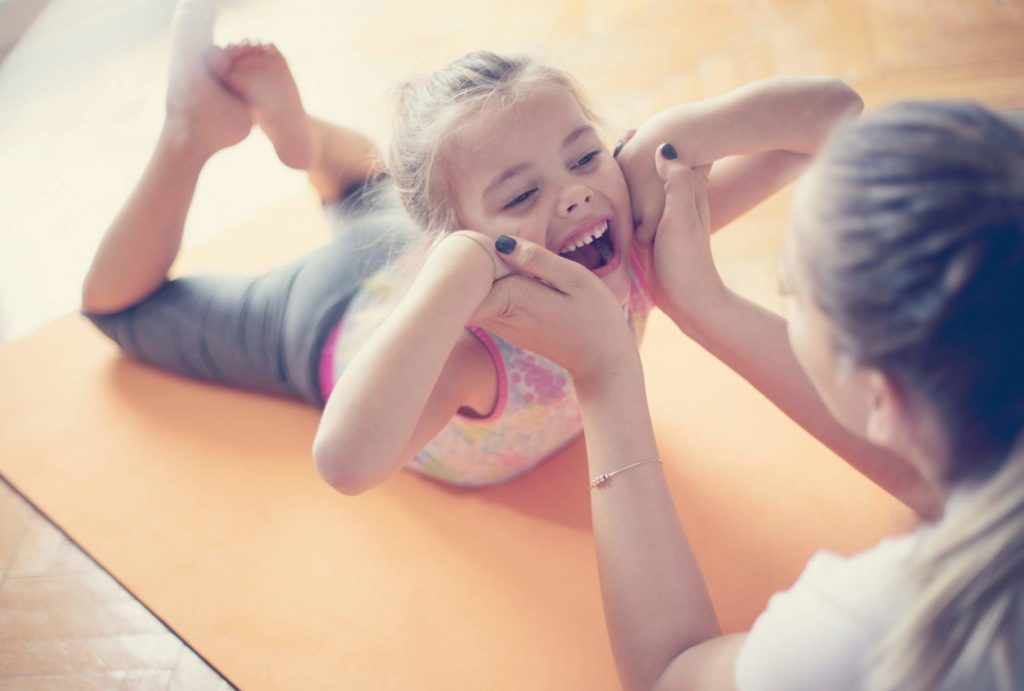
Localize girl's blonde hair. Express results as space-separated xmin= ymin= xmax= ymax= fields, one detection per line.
xmin=388 ymin=50 xmax=599 ymax=235
xmin=800 ymin=101 xmax=1024 ymax=690
xmin=338 ymin=52 xmax=600 ymax=352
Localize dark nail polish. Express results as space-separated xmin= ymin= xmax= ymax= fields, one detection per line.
xmin=495 ymin=235 xmax=517 ymax=254
xmin=660 ymin=143 xmax=678 ymax=160
xmin=612 ymin=140 xmax=625 ymax=158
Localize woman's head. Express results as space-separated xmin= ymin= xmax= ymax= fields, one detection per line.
xmin=390 ymin=51 xmax=635 ymax=302
xmin=786 ymin=101 xmax=1024 ymax=487
xmin=786 ymin=102 xmax=1024 ymax=691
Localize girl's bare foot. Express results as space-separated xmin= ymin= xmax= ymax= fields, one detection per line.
xmin=204 ymin=42 xmax=317 ymax=170
xmin=167 ymin=0 xmax=252 ymax=157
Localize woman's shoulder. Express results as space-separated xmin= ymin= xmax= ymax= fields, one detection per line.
xmin=734 ymin=529 xmax=925 ymax=691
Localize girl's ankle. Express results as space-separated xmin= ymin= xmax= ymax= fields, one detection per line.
xmin=158 ymin=116 xmax=219 ymax=167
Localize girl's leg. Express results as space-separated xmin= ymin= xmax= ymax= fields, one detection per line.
xmin=306 ymin=117 xmax=384 ymax=203
xmin=204 ymin=43 xmax=384 ymax=202
xmin=86 ymin=190 xmax=414 ymax=406
xmin=86 ymin=267 xmax=305 ymax=401
xmin=82 ymin=0 xmax=252 ymax=315
xmin=84 ymin=2 xmax=407 ymax=404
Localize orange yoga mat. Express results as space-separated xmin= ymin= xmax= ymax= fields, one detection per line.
xmin=0 ymin=193 xmax=912 ymax=690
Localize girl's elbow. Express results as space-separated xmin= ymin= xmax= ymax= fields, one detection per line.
xmin=312 ymin=439 xmax=380 ymax=496
xmin=823 ymin=78 xmax=864 ymax=120
xmin=81 ymin=275 xmax=121 ymax=315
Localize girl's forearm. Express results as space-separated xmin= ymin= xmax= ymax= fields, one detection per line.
xmin=643 ymin=77 xmax=862 ymax=166
xmin=666 ymin=287 xmax=941 ymax=518
xmin=574 ymin=354 xmax=719 ymax=691
xmin=82 ymin=122 xmax=212 ymax=314
xmin=618 ymin=78 xmax=862 ymax=239
xmin=313 ymin=238 xmax=493 ymax=494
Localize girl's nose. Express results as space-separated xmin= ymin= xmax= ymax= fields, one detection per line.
xmin=560 ymin=185 xmax=593 ymax=216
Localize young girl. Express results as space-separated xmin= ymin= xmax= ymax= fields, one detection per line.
xmin=83 ymin=0 xmax=929 ymax=509
xmin=487 ymin=101 xmax=1024 ymax=689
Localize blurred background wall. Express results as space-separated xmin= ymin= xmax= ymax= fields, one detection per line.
xmin=1 ymin=0 xmax=1022 ymax=343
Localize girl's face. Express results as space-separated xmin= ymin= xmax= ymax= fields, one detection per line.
xmin=444 ymin=85 xmax=634 ymax=303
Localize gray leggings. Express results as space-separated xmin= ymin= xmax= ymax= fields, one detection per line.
xmin=84 ymin=180 xmax=417 ymax=408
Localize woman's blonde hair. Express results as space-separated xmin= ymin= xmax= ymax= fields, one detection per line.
xmin=388 ymin=49 xmax=599 ymax=235
xmin=800 ymin=101 xmax=1024 ymax=690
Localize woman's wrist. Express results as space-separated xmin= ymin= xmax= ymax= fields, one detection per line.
xmin=572 ymin=340 xmax=645 ymax=402
xmin=660 ymin=281 xmax=734 ymax=341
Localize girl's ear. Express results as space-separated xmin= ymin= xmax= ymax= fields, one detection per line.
xmin=865 ymin=369 xmax=905 ymax=446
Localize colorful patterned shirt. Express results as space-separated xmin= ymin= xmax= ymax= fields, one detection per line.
xmin=319 ymin=253 xmax=653 ymax=486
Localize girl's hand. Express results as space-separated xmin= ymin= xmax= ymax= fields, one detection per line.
xmin=474 ymin=237 xmax=638 ymax=383
xmin=637 ymin=146 xmax=727 ymax=327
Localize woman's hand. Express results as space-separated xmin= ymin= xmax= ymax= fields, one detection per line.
xmin=616 ymin=114 xmax=705 ymax=245
xmin=473 ymin=237 xmax=639 ymax=384
xmin=636 ymin=146 xmax=728 ymax=330
xmin=616 ymin=120 xmax=675 ymax=245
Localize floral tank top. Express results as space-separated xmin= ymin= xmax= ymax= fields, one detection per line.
xmin=319 ymin=253 xmax=653 ymax=486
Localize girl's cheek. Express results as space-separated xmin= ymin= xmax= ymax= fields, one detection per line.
xmin=506 ymin=213 xmax=547 ymax=244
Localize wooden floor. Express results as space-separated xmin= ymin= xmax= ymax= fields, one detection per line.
xmin=0 ymin=478 xmax=233 ymax=690
xmin=2 ymin=0 xmax=1022 ymax=688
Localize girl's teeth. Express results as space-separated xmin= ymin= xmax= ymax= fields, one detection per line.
xmin=559 ymin=220 xmax=610 ymax=254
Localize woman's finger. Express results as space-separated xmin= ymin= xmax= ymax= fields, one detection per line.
xmin=632 ymin=186 xmax=662 ymax=247
xmin=493 ymin=235 xmax=591 ymax=294
xmin=654 ymin=144 xmax=696 ymax=228
xmin=473 ymin=272 xmax=556 ymax=326
xmin=694 ymin=168 xmax=711 ymax=233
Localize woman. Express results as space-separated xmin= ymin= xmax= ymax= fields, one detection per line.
xmin=480 ymin=101 xmax=1024 ymax=690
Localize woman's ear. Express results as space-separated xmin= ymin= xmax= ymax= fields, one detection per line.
xmin=865 ymin=369 xmax=905 ymax=446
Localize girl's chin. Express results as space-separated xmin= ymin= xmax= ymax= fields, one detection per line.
xmin=600 ymin=264 xmax=633 ymax=305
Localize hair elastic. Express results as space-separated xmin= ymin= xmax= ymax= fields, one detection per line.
xmin=449 ymin=232 xmax=499 ymax=278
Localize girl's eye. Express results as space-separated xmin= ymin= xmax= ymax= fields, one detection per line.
xmin=504 ymin=189 xmax=536 ymax=209
xmin=572 ymin=150 xmax=601 ymax=169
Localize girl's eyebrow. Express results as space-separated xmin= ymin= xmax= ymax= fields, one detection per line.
xmin=563 ymin=124 xmax=595 ymax=148
xmin=484 ymin=163 xmax=531 ymax=197
xmin=483 ymin=125 xmax=597 ymax=199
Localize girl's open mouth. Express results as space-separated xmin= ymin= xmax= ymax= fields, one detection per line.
xmin=557 ymin=220 xmax=617 ymax=274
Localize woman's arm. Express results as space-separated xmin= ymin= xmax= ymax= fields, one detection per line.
xmin=617 ymin=76 xmax=863 ymax=239
xmin=576 ymin=353 xmax=737 ymax=691
xmin=670 ymin=285 xmax=940 ymax=518
xmin=644 ymin=154 xmax=941 ymax=518
xmin=312 ymin=232 xmax=501 ymax=495
xmin=480 ymin=239 xmax=742 ymax=691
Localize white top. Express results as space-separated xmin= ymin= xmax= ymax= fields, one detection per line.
xmin=734 ymin=490 xmax=1022 ymax=690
